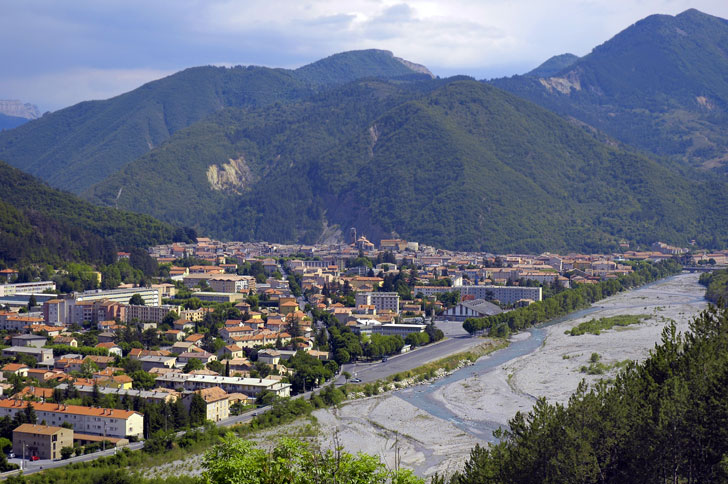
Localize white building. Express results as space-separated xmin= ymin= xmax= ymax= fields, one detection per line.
xmin=0 ymin=401 xmax=143 ymax=439
xmin=0 ymin=281 xmax=56 ymax=297
xmin=154 ymin=373 xmax=291 ymax=398
xmin=443 ymin=299 xmax=503 ymax=321
xmin=76 ymin=287 xmax=160 ymax=307
xmin=371 ymin=323 xmax=426 ymax=337
xmin=355 ymin=292 xmax=400 ymax=314
xmin=457 ymin=285 xmax=542 ymax=305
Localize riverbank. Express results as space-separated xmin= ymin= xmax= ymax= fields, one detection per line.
xmin=436 ymin=272 xmax=707 ymax=428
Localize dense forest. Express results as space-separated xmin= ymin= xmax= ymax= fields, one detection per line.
xmin=464 ymin=260 xmax=682 ymax=335
xmin=440 ymin=303 xmax=728 ymax=483
xmin=0 ymin=161 xmax=192 ymax=267
xmin=89 ymin=75 xmax=728 ymax=252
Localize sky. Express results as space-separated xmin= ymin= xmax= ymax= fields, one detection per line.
xmin=2 ymin=0 xmax=728 ymax=112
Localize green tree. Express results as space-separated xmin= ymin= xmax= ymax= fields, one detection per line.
xmin=129 ymin=293 xmax=145 ymax=306
xmin=183 ymin=358 xmax=205 ymax=373
xmin=24 ymin=403 xmax=37 ymax=424
xmin=189 ymin=393 xmax=207 ymax=427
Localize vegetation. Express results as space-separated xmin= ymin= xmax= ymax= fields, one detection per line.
xmin=699 ymin=268 xmax=728 ymax=305
xmin=0 ymin=161 xmax=191 ymax=267
xmin=464 ymin=260 xmax=681 ymax=335
xmin=90 ymin=74 xmax=728 ymax=252
xmin=201 ymin=435 xmax=422 ymax=484
xmin=440 ymin=303 xmax=728 ymax=484
xmin=0 ymin=50 xmax=425 ymax=194
xmin=566 ymin=314 xmax=648 ymax=336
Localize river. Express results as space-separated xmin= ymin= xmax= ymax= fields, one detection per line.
xmin=395 ymin=272 xmax=708 ymax=442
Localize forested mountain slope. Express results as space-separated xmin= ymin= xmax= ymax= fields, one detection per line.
xmin=0 ymin=161 xmax=190 ymax=266
xmin=0 ymin=50 xmax=428 ymax=193
xmin=88 ymin=77 xmax=728 ymax=252
xmin=491 ymin=9 xmax=728 ymax=172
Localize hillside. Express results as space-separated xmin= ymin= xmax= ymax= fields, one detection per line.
xmin=524 ymin=53 xmax=579 ymax=78
xmin=0 ymin=161 xmax=190 ymax=266
xmin=0 ymin=113 xmax=28 ymax=131
xmin=88 ymin=77 xmax=728 ymax=252
xmin=0 ymin=50 xmax=429 ymax=193
xmin=491 ymin=9 xmax=728 ymax=172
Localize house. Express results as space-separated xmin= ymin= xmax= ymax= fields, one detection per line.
xmin=13 ymin=424 xmax=74 ymax=460
xmin=165 ymin=329 xmax=185 ymax=341
xmin=53 ymin=336 xmax=78 ymax=347
xmin=2 ymin=363 xmax=29 ymax=377
xmin=97 ymin=332 xmax=117 ymax=343
xmin=16 ymin=386 xmax=56 ymax=400
xmin=140 ymin=355 xmax=177 ymax=372
xmin=177 ymin=351 xmax=217 ymax=366
xmin=3 ymin=347 xmax=54 ymax=366
xmin=83 ymin=355 xmax=115 ymax=369
xmin=171 ymin=341 xmax=197 ymax=354
xmin=181 ymin=386 xmax=230 ymax=422
xmin=173 ymin=319 xmax=195 ymax=332
xmin=11 ymin=334 xmax=47 ymax=348
xmin=26 ymin=369 xmax=65 ymax=383
xmin=95 ymin=342 xmax=123 ymax=357
xmin=219 ymin=344 xmax=244 ymax=359
xmin=184 ymin=333 xmax=205 ymax=347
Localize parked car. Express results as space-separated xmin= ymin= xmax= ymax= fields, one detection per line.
xmin=350 ymin=378 xmax=362 ymax=383
xmin=30 ymin=455 xmax=39 ymax=461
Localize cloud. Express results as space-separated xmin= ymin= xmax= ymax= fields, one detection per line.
xmin=3 ymin=0 xmax=728 ymax=109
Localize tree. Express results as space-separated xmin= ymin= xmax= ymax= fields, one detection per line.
xmin=131 ymin=370 xmax=156 ymax=390
xmin=189 ymin=393 xmax=207 ymax=427
xmin=183 ymin=358 xmax=204 ymax=373
xmin=129 ymin=293 xmax=145 ymax=306
xmin=60 ymin=446 xmax=74 ymax=459
xmin=27 ymin=295 xmax=37 ymax=310
xmin=24 ymin=403 xmax=37 ymax=424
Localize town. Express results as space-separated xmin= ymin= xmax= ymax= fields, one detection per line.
xmin=0 ymin=232 xmax=725 ymax=470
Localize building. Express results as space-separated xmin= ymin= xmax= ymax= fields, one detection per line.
xmin=2 ymin=347 xmax=54 ymax=366
xmin=13 ymin=424 xmax=73 ymax=460
xmin=355 ymin=292 xmax=400 ymax=314
xmin=183 ymin=274 xmax=255 ymax=293
xmin=0 ymin=401 xmax=143 ymax=439
xmin=126 ymin=304 xmax=180 ymax=324
xmin=139 ymin=356 xmax=177 ymax=372
xmin=11 ymin=334 xmax=47 ymax=348
xmin=76 ymin=287 xmax=160 ymax=307
xmin=0 ymin=314 xmax=45 ymax=332
xmin=181 ymin=386 xmax=230 ymax=422
xmin=55 ymin=384 xmax=178 ymax=405
xmin=457 ymin=285 xmax=542 ymax=305
xmin=193 ymin=292 xmax=247 ymax=304
xmin=154 ymin=373 xmax=291 ymax=398
xmin=0 ymin=281 xmax=56 ymax=298
xmin=372 ymin=323 xmax=426 ymax=337
xmin=443 ymin=299 xmax=503 ymax=321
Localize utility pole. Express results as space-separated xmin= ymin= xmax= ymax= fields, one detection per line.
xmin=22 ymin=443 xmax=25 ymax=470
xmin=102 ymin=420 xmax=106 ymax=451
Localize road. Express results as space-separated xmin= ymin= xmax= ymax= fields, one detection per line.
xmin=338 ymin=321 xmax=482 ymax=383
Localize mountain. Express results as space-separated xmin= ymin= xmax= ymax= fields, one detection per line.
xmin=88 ymin=77 xmax=728 ymax=253
xmin=0 ymin=50 xmax=431 ymax=193
xmin=0 ymin=160 xmax=191 ymax=266
xmin=524 ymin=53 xmax=579 ymax=78
xmin=491 ymin=9 xmax=728 ymax=172
xmin=0 ymin=100 xmax=41 ymax=120
xmin=0 ymin=113 xmax=29 ymax=131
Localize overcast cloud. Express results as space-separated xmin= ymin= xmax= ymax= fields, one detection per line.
xmin=2 ymin=0 xmax=727 ymax=111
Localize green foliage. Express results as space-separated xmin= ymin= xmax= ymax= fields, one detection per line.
xmin=201 ymin=435 xmax=424 ymax=484
xmin=566 ymin=314 xmax=648 ymax=336
xmin=699 ymin=268 xmax=728 ymax=305
xmin=464 ymin=260 xmax=681 ymax=335
xmin=493 ymin=9 xmax=728 ymax=171
xmin=448 ymin=303 xmax=728 ymax=484
xmin=0 ymin=161 xmax=189 ymax=267
xmin=91 ymin=75 xmax=728 ymax=252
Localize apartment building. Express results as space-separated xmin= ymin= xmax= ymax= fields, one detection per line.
xmin=355 ymin=292 xmax=400 ymax=314
xmin=76 ymin=287 xmax=160 ymax=307
xmin=0 ymin=281 xmax=56 ymax=298
xmin=0 ymin=401 xmax=143 ymax=439
xmin=181 ymin=386 xmax=230 ymax=422
xmin=126 ymin=304 xmax=181 ymax=324
xmin=13 ymin=424 xmax=73 ymax=460
xmin=154 ymin=373 xmax=291 ymax=398
xmin=457 ymin=285 xmax=542 ymax=305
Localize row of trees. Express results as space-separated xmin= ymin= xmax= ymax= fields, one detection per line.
xmin=699 ymin=268 xmax=728 ymax=305
xmin=463 ymin=260 xmax=682 ymax=335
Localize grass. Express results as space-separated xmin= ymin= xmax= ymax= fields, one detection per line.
xmin=566 ymin=314 xmax=649 ymax=336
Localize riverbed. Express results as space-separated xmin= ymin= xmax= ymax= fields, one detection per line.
xmin=314 ymin=273 xmax=708 ymax=478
